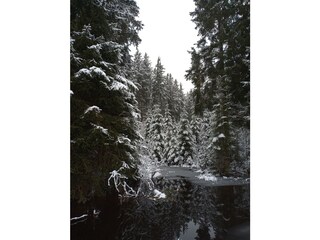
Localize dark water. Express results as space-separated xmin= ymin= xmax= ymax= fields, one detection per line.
xmin=71 ymin=178 xmax=250 ymax=240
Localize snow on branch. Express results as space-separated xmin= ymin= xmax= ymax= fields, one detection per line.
xmin=75 ymin=68 xmax=91 ymax=77
xmin=117 ymin=135 xmax=131 ymax=144
xmin=131 ymin=111 xmax=141 ymax=119
xmin=75 ymin=66 xmax=112 ymax=82
xmin=218 ymin=133 xmax=225 ymax=138
xmin=116 ymin=74 xmax=139 ymax=91
xmin=110 ymin=81 xmax=128 ymax=91
xmin=91 ymin=123 xmax=108 ymax=135
xmin=107 ymin=161 xmax=139 ymax=197
xmin=84 ymin=106 xmax=102 ymax=115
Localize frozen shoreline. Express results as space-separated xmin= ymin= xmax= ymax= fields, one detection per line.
xmin=155 ymin=166 xmax=250 ymax=187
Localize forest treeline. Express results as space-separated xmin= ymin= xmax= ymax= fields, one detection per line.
xmin=71 ymin=0 xmax=250 ymax=204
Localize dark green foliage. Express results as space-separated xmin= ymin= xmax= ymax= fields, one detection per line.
xmin=186 ymin=48 xmax=205 ymax=116
xmin=152 ymin=57 xmax=166 ymax=113
xmin=188 ymin=0 xmax=250 ymax=123
xmin=71 ymin=0 xmax=142 ymax=203
xmin=210 ymin=76 xmax=238 ymax=175
xmin=186 ymin=0 xmax=250 ymax=175
xmin=130 ymin=51 xmax=153 ymax=121
xmin=184 ymin=91 xmax=194 ymax=121
xmin=130 ymin=52 xmax=186 ymax=122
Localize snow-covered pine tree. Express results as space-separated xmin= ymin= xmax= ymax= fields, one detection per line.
xmin=185 ymin=47 xmax=205 ymax=117
xmin=190 ymin=115 xmax=201 ymax=167
xmin=166 ymin=121 xmax=178 ymax=166
xmin=152 ymin=57 xmax=166 ymax=114
xmin=210 ymin=76 xmax=238 ymax=176
xmin=177 ymin=83 xmax=186 ymax=120
xmin=190 ymin=115 xmax=201 ymax=145
xmin=141 ymin=53 xmax=153 ymax=115
xmin=187 ymin=0 xmax=250 ymax=176
xmin=144 ymin=110 xmax=152 ymax=142
xmin=232 ymin=126 xmax=250 ymax=176
xmin=70 ymin=0 xmax=142 ymax=203
xmin=131 ymin=50 xmax=153 ymax=121
xmin=196 ymin=111 xmax=213 ymax=169
xmin=171 ymin=79 xmax=182 ymax=121
xmin=164 ymin=73 xmax=174 ymax=116
xmin=162 ymin=107 xmax=175 ymax=164
xmin=131 ymin=50 xmax=144 ymax=117
xmin=174 ymin=115 xmax=194 ymax=166
xmin=184 ymin=91 xmax=194 ymax=121
xmin=148 ymin=105 xmax=164 ymax=163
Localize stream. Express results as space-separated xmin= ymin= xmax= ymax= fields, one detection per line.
xmin=71 ymin=167 xmax=250 ymax=240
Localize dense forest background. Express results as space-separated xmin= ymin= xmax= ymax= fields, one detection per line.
xmin=70 ymin=0 xmax=249 ymax=204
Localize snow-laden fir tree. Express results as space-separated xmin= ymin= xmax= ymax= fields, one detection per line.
xmin=141 ymin=53 xmax=153 ymax=114
xmin=147 ymin=105 xmax=165 ymax=163
xmin=169 ymin=79 xmax=183 ymax=121
xmin=232 ymin=126 xmax=250 ymax=176
xmin=70 ymin=0 xmax=142 ymax=203
xmin=166 ymin=122 xmax=178 ymax=166
xmin=210 ymin=76 xmax=238 ymax=176
xmin=196 ymin=111 xmax=213 ymax=169
xmin=189 ymin=115 xmax=201 ymax=166
xmin=130 ymin=50 xmax=153 ymax=121
xmin=162 ymin=107 xmax=175 ymax=164
xmin=144 ymin=110 xmax=152 ymax=141
xmin=152 ymin=57 xmax=166 ymax=113
xmin=190 ymin=115 xmax=201 ymax=145
xmin=174 ymin=115 xmax=194 ymax=166
xmin=184 ymin=91 xmax=194 ymax=121
xmin=186 ymin=0 xmax=250 ymax=176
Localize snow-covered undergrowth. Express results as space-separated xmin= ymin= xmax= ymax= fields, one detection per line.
xmin=153 ymin=171 xmax=162 ymax=178
xmin=137 ymin=144 xmax=170 ymax=200
xmin=153 ymin=189 xmax=166 ymax=199
xmin=138 ymin=149 xmax=158 ymax=180
xmin=196 ymin=172 xmax=217 ymax=182
xmin=168 ymin=163 xmax=199 ymax=169
xmin=107 ymin=162 xmax=139 ymax=197
xmin=136 ymin=145 xmax=166 ymax=200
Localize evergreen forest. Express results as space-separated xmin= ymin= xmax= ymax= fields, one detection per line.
xmin=71 ymin=0 xmax=250 ymax=209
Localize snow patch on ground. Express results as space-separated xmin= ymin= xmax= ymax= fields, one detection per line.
xmin=154 ymin=189 xmax=166 ymax=199
xmin=181 ymin=164 xmax=192 ymax=168
xmin=153 ymin=172 xmax=162 ymax=178
xmin=196 ymin=173 xmax=217 ymax=182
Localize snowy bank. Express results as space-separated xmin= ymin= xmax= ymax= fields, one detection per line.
xmin=154 ymin=189 xmax=166 ymax=199
xmin=196 ymin=173 xmax=217 ymax=182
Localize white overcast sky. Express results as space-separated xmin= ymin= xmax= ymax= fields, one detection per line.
xmin=133 ymin=0 xmax=199 ymax=93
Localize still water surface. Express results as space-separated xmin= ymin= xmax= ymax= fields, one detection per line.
xmin=71 ymin=177 xmax=249 ymax=240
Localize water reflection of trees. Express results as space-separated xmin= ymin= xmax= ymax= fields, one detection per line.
xmin=118 ymin=178 xmax=249 ymax=240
